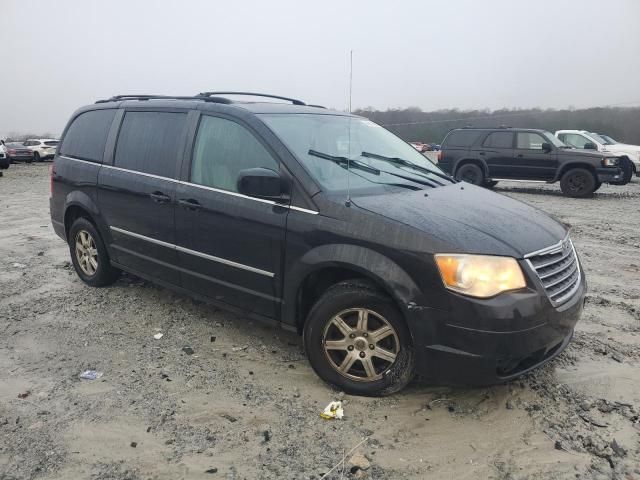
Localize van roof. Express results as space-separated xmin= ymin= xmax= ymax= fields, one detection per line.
xmin=92 ymin=93 xmax=349 ymax=116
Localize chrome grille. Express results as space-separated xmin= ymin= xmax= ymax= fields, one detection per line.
xmin=525 ymin=236 xmax=580 ymax=305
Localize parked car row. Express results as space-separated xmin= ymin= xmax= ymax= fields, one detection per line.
xmin=437 ymin=127 xmax=634 ymax=197
xmin=410 ymin=141 xmax=440 ymax=153
xmin=0 ymin=138 xmax=59 ymax=164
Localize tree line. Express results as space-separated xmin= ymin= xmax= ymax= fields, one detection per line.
xmin=355 ymin=106 xmax=640 ymax=145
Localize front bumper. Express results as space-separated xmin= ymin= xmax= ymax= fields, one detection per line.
xmin=596 ymin=167 xmax=623 ymax=183
xmin=410 ymin=261 xmax=586 ymax=385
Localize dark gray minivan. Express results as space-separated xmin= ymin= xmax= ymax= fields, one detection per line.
xmin=50 ymin=92 xmax=586 ymax=396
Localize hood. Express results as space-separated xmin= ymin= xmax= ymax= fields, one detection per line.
xmin=557 ymin=148 xmax=603 ymax=158
xmin=602 ymin=144 xmax=640 ymax=155
xmin=351 ymin=183 xmax=567 ymax=258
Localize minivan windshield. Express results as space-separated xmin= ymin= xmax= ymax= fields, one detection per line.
xmin=260 ymin=114 xmax=452 ymax=192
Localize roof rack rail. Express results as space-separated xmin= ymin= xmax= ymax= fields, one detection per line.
xmin=95 ymin=94 xmax=233 ymax=104
xmin=198 ymin=91 xmax=306 ymax=106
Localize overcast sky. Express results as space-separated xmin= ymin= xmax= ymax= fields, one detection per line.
xmin=2 ymin=0 xmax=640 ymax=136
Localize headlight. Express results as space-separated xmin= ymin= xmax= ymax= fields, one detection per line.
xmin=435 ymin=254 xmax=526 ymax=298
xmin=601 ymin=157 xmax=619 ymax=167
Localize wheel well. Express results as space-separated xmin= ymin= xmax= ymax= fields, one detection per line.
xmin=558 ymin=163 xmax=597 ymax=180
xmin=64 ymin=205 xmax=94 ymax=238
xmin=454 ymin=158 xmax=485 ymax=177
xmin=295 ymin=267 xmax=392 ymax=334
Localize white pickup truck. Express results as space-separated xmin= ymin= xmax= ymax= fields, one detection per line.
xmin=555 ymin=130 xmax=639 ymax=184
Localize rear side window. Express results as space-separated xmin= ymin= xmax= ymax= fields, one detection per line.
xmin=60 ymin=109 xmax=116 ymax=162
xmin=482 ymin=131 xmax=513 ymax=148
xmin=45 ymin=141 xmax=59 ymax=146
xmin=114 ymin=111 xmax=187 ymax=178
xmin=443 ymin=130 xmax=482 ymax=148
xmin=190 ymin=115 xmax=278 ymax=193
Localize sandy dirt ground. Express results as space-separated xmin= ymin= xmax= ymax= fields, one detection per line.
xmin=1 ymin=163 xmax=639 ymax=480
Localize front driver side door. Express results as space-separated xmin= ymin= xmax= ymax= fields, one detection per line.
xmin=174 ymin=114 xmax=289 ymax=319
xmin=513 ymin=132 xmax=558 ymax=180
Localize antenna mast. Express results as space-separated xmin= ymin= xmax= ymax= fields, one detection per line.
xmin=346 ymin=50 xmax=353 ymax=207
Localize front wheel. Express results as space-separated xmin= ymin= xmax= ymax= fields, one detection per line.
xmin=68 ymin=217 xmax=120 ymax=287
xmin=618 ymin=158 xmax=633 ymax=185
xmin=303 ymin=281 xmax=415 ymax=396
xmin=455 ymin=163 xmax=484 ymax=185
xmin=560 ymin=168 xmax=597 ymax=198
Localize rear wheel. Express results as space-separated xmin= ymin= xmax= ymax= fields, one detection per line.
xmin=303 ymin=281 xmax=415 ymax=396
xmin=68 ymin=217 xmax=120 ymax=287
xmin=455 ymin=163 xmax=484 ymax=185
xmin=560 ymin=168 xmax=597 ymax=198
xmin=34 ymin=152 xmax=41 ymax=162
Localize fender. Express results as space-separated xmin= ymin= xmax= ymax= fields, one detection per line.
xmin=63 ymin=191 xmax=112 ymax=247
xmin=281 ymin=243 xmax=422 ymax=328
xmin=552 ymin=162 xmax=597 ymax=182
xmin=453 ymin=157 xmax=489 ymax=178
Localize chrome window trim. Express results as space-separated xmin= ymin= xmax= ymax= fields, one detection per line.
xmin=109 ymin=226 xmax=275 ymax=278
xmin=58 ymin=155 xmax=319 ymax=214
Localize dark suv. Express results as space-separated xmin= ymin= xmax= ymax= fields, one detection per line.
xmin=438 ymin=127 xmax=623 ymax=197
xmin=50 ymin=93 xmax=586 ymax=396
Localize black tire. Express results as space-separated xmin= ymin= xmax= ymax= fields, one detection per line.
xmin=454 ymin=163 xmax=484 ymax=185
xmin=560 ymin=168 xmax=597 ymax=198
xmin=593 ymin=181 xmax=602 ymax=192
xmin=68 ymin=217 xmax=120 ymax=287
xmin=303 ymin=280 xmax=415 ymax=396
xmin=34 ymin=152 xmax=41 ymax=162
xmin=617 ymin=157 xmax=633 ymax=185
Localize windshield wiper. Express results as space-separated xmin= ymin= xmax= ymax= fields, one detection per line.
xmin=308 ymin=149 xmax=380 ymax=174
xmin=309 ymin=149 xmax=435 ymax=189
xmin=361 ymin=151 xmax=454 ymax=184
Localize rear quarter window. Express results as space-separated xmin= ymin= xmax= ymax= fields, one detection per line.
xmin=482 ymin=131 xmax=514 ymax=148
xmin=443 ymin=130 xmax=483 ymax=148
xmin=60 ymin=109 xmax=116 ymax=162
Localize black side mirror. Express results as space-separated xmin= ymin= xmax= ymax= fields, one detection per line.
xmin=583 ymin=142 xmax=597 ymax=150
xmin=541 ymin=142 xmax=552 ymax=153
xmin=237 ymin=167 xmax=286 ymax=200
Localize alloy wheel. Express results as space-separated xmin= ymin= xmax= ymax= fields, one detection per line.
xmin=75 ymin=230 xmax=98 ymax=276
xmin=322 ymin=308 xmax=400 ymax=382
